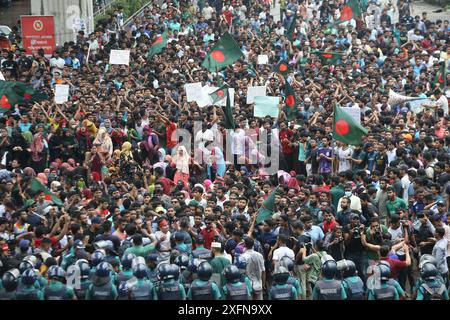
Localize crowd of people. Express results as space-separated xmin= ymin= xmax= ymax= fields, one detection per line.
xmin=0 ymin=0 xmax=449 ymax=300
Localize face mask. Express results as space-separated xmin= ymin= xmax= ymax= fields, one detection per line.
xmin=345 ymin=191 xmax=352 ymax=197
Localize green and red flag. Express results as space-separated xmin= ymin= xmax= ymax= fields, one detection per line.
xmin=202 ymin=32 xmax=243 ymax=71
xmin=313 ymin=51 xmax=343 ymax=64
xmin=283 ymin=81 xmax=298 ymax=121
xmin=434 ymin=61 xmax=447 ymax=89
xmin=0 ymin=81 xmax=46 ymax=113
xmin=333 ymin=104 xmax=368 ymax=145
xmin=209 ymin=84 xmax=229 ymax=105
xmin=331 ymin=0 xmax=362 ymax=25
xmin=256 ymin=187 xmax=279 ymax=224
xmin=274 ymin=60 xmax=290 ymax=77
xmin=286 ymin=13 xmax=297 ymax=42
xmin=29 ymin=178 xmax=63 ymax=206
xmin=147 ymin=30 xmax=169 ymax=59
xmin=222 ymin=89 xmax=236 ymax=130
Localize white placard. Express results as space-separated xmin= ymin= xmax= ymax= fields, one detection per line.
xmin=185 ymin=82 xmax=204 ymax=102
xmin=205 ymin=86 xmax=235 ymax=107
xmin=0 ymin=71 xmax=4 ymax=81
xmin=54 ymin=84 xmax=70 ymax=104
xmin=257 ymin=54 xmax=269 ymax=65
xmin=343 ymin=106 xmax=361 ymax=124
xmin=246 ymin=86 xmax=267 ymax=104
xmin=254 ymin=96 xmax=280 ymax=118
xmin=409 ymin=99 xmax=434 ymax=114
xmin=109 ymin=50 xmax=130 ymax=65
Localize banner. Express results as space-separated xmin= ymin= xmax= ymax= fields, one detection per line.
xmin=54 ymin=84 xmax=70 ymax=104
xmin=254 ymin=96 xmax=279 ymax=118
xmin=184 ymin=82 xmax=203 ymax=102
xmin=109 ymin=50 xmax=130 ymax=65
xmin=257 ymin=55 xmax=269 ymax=65
xmin=21 ymin=16 xmax=56 ymax=55
xmin=246 ymin=86 xmax=267 ymax=104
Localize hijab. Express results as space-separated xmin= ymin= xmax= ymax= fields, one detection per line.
xmin=172 ymin=146 xmax=190 ymax=174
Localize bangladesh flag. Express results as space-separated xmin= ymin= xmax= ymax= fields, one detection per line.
xmin=333 ymin=0 xmax=362 ymax=25
xmin=434 ymin=61 xmax=447 ymax=89
xmin=256 ymin=187 xmax=279 ymax=224
xmin=209 ymin=84 xmax=229 ymax=105
xmin=147 ymin=30 xmax=168 ymax=59
xmin=313 ymin=51 xmax=342 ymax=64
xmin=222 ymin=89 xmax=235 ymax=129
xmin=283 ymin=81 xmax=298 ymax=121
xmin=202 ymin=32 xmax=243 ymax=71
xmin=333 ymin=105 xmax=368 ymax=145
xmin=286 ymin=13 xmax=297 ymax=42
xmin=274 ymin=60 xmax=290 ymax=77
xmin=0 ymin=81 xmax=46 ymax=113
xmin=29 ymin=178 xmax=63 ymax=206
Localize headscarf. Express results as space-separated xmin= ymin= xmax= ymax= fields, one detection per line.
xmin=22 ymin=131 xmax=33 ymax=144
xmin=93 ymin=127 xmax=113 ymax=157
xmin=30 ymin=133 xmax=44 ymax=162
xmin=121 ymin=141 xmax=132 ymax=161
xmin=172 ymin=146 xmax=190 ymax=174
xmin=82 ymin=119 xmax=98 ymax=136
xmin=204 ymin=179 xmax=212 ymax=192
xmin=37 ymin=172 xmax=48 ymax=185
xmin=158 ymin=148 xmax=166 ymax=162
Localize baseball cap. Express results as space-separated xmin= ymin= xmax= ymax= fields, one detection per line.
xmin=19 ymin=239 xmax=30 ymax=250
xmin=91 ymin=216 xmax=102 ymax=224
xmin=155 ymin=206 xmax=167 ymax=214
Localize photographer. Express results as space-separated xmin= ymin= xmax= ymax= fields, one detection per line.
xmin=301 ymin=240 xmax=328 ymax=295
xmin=324 ymin=225 xmax=345 ymax=261
xmin=343 ymin=213 xmax=368 ymax=283
xmin=293 ymin=221 xmax=313 ymax=300
xmin=362 ymin=217 xmax=391 ymax=265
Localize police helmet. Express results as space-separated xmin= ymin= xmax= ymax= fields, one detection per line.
xmin=168 ymin=264 xmax=180 ymax=281
xmin=96 ymin=261 xmax=112 ymax=278
xmin=234 ymin=256 xmax=247 ymax=271
xmin=2 ymin=269 xmax=20 ymax=291
xmin=76 ymin=260 xmax=91 ymax=278
xmin=19 ymin=260 xmax=34 ymax=273
xmin=279 ymin=256 xmax=294 ymax=272
xmin=23 ymin=255 xmax=37 ymax=267
xmin=420 ymin=262 xmax=438 ymax=281
xmin=377 ymin=262 xmax=391 ymax=281
xmin=223 ymin=265 xmax=241 ymax=283
xmin=337 ymin=259 xmax=357 ymax=277
xmin=322 ymin=260 xmax=338 ymax=279
xmin=49 ymin=266 xmax=66 ymax=280
xmin=174 ymin=254 xmax=189 ymax=269
xmin=419 ymin=254 xmax=437 ymax=270
xmin=157 ymin=263 xmax=172 ymax=280
xmin=273 ymin=266 xmax=290 ymax=285
xmin=118 ymin=282 xmax=129 ymax=298
xmin=197 ymin=261 xmax=213 ymax=281
xmin=133 ymin=263 xmax=148 ymax=279
xmin=121 ymin=253 xmax=136 ymax=269
xmin=91 ymin=250 xmax=105 ymax=267
xmin=188 ymin=258 xmax=203 ymax=273
xmin=21 ymin=268 xmax=37 ymax=285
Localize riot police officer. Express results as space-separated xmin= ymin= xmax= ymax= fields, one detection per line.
xmin=89 ymin=250 xmax=105 ymax=280
xmin=15 ymin=269 xmax=43 ymax=300
xmin=129 ymin=263 xmax=153 ymax=300
xmin=416 ymin=262 xmax=449 ymax=300
xmin=0 ymin=269 xmax=19 ymax=300
xmin=337 ymin=259 xmax=364 ymax=300
xmin=187 ymin=261 xmax=221 ymax=300
xmin=116 ymin=253 xmax=136 ymax=284
xmin=190 ymin=236 xmax=212 ymax=261
xmin=234 ymin=255 xmax=253 ymax=296
xmin=17 ymin=256 xmax=47 ymax=290
xmin=85 ymin=262 xmax=118 ymax=300
xmin=269 ymin=266 xmax=298 ymax=300
xmin=43 ymin=266 xmax=76 ymax=300
xmin=117 ymin=282 xmax=130 ymax=300
xmin=145 ymin=253 xmax=159 ymax=283
xmin=279 ymin=256 xmax=302 ymax=300
xmin=69 ymin=259 xmax=92 ymax=300
xmin=154 ymin=263 xmax=186 ymax=300
xmin=313 ymin=257 xmax=347 ymax=300
xmin=175 ymin=254 xmax=191 ymax=292
xmin=222 ymin=265 xmax=250 ymax=300
xmin=367 ymin=263 xmax=399 ymax=300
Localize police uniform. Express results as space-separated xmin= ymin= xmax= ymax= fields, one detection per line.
xmin=286 ymin=275 xmax=302 ymax=299
xmin=43 ymin=281 xmax=75 ymax=300
xmin=222 ymin=281 xmax=250 ymax=300
xmin=86 ymin=280 xmax=118 ymax=300
xmin=147 ymin=267 xmax=158 ymax=283
xmin=190 ymin=246 xmax=212 ymax=261
xmin=342 ymin=276 xmax=364 ymax=300
xmin=129 ymin=279 xmax=154 ymax=300
xmin=367 ymin=283 xmax=399 ymax=300
xmin=187 ymin=279 xmax=221 ymax=300
xmin=269 ymin=283 xmax=298 ymax=300
xmin=313 ymin=279 xmax=347 ymax=300
xmin=154 ymin=279 xmax=186 ymax=300
xmin=15 ymin=285 xmax=44 ymax=300
xmin=416 ymin=279 xmax=449 ymax=300
xmin=74 ymin=279 xmax=92 ymax=300
xmin=116 ymin=269 xmax=134 ymax=284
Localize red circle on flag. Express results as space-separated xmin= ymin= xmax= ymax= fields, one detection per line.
xmin=321 ymin=53 xmax=333 ymax=59
xmin=279 ymin=64 xmax=288 ymax=72
xmin=0 ymin=95 xmax=11 ymax=108
xmin=217 ymin=90 xmax=224 ymax=97
xmin=286 ymin=95 xmax=295 ymax=107
xmin=340 ymin=6 xmax=353 ymax=21
xmin=23 ymin=93 xmax=32 ymax=100
xmin=153 ymin=36 xmax=163 ymax=45
xmin=335 ymin=119 xmax=350 ymax=135
xmin=211 ymin=50 xmax=225 ymax=62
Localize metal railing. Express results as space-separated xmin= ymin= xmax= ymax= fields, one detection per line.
xmin=123 ymin=1 xmax=153 ymax=28
xmin=93 ymin=0 xmax=118 ymax=17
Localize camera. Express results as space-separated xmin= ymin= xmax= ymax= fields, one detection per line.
xmin=337 ymin=237 xmax=344 ymax=243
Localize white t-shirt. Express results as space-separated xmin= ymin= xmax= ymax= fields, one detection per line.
xmin=273 ymin=246 xmax=295 ymax=268
xmin=202 ymin=6 xmax=214 ymax=20
xmin=338 ymin=147 xmax=353 ymax=172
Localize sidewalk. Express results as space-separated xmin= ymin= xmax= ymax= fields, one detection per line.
xmin=411 ymin=0 xmax=448 ymax=21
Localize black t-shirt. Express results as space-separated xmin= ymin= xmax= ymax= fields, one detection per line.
xmin=343 ymin=224 xmax=365 ymax=254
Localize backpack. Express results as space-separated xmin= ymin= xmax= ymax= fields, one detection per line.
xmin=422 ymin=283 xmax=445 ymax=300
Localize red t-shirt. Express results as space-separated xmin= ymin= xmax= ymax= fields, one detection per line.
xmin=165 ymin=121 xmax=177 ymax=148
xmin=380 ymin=257 xmax=408 ymax=279
xmin=279 ymin=129 xmax=294 ymax=154
xmin=158 ymin=177 xmax=174 ymax=195
xmin=34 ymin=236 xmax=59 ymax=248
xmin=322 ymin=220 xmax=339 ymax=234
xmin=199 ymin=227 xmax=215 ymax=250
